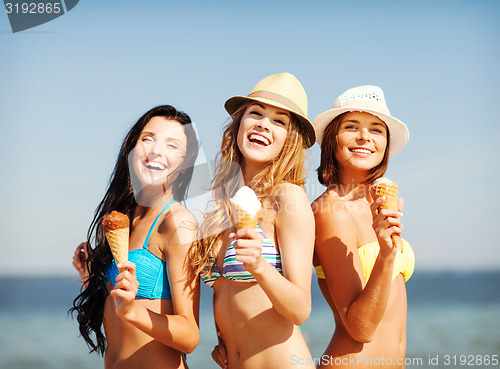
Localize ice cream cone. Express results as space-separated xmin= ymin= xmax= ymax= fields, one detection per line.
xmin=370 ymin=181 xmax=399 ymax=247
xmin=371 ymin=182 xmax=398 ymax=210
xmin=229 ymin=186 xmax=262 ymax=230
xmin=230 ymin=201 xmax=258 ymax=230
xmin=102 ymin=211 xmax=129 ymax=272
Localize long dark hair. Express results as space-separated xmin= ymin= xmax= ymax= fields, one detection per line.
xmin=317 ymin=112 xmax=390 ymax=186
xmin=69 ymin=105 xmax=198 ymax=354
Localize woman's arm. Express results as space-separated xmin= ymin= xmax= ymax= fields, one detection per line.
xmin=314 ymin=196 xmax=402 ymax=343
xmin=111 ymin=207 xmax=200 ymax=353
xmin=235 ymin=183 xmax=314 ymax=325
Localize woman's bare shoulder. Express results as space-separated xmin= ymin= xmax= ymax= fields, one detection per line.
xmin=271 ymin=182 xmax=310 ymax=205
xmin=160 ymin=202 xmax=197 ymax=248
xmin=170 ymin=202 xmax=197 ymax=225
xmin=313 ymin=190 xmax=349 ymax=218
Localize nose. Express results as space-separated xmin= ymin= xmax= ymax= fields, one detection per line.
xmin=357 ymin=128 xmax=371 ymax=141
xmin=149 ymin=140 xmax=163 ymax=157
xmin=256 ymin=116 xmax=271 ymax=131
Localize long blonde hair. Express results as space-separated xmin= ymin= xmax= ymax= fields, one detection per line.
xmin=189 ymin=103 xmax=308 ymax=277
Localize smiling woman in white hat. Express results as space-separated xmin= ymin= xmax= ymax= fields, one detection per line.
xmin=312 ymin=85 xmax=415 ymax=368
xmin=189 ymin=72 xmax=315 ymax=368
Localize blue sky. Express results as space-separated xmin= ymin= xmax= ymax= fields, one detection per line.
xmin=1 ymin=0 xmax=499 ymax=275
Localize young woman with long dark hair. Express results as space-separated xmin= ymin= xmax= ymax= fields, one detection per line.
xmin=71 ymin=105 xmax=200 ymax=369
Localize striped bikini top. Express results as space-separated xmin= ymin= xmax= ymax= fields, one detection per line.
xmin=201 ymin=225 xmax=282 ymax=287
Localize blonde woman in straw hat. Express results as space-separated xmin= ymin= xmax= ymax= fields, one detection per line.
xmin=189 ymin=73 xmax=316 ymax=368
xmin=312 ymin=86 xmax=415 ymax=368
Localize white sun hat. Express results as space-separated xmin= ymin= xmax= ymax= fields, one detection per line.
xmin=313 ymin=85 xmax=409 ymax=156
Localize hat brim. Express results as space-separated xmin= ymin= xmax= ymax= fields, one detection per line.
xmin=313 ymin=107 xmax=409 ymax=156
xmin=225 ymin=96 xmax=316 ymax=148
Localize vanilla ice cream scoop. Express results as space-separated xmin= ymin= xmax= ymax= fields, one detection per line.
xmin=231 ymin=186 xmax=262 ymax=217
xmin=230 ymin=186 xmax=262 ymax=230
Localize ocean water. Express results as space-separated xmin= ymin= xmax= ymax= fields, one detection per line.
xmin=0 ymin=271 xmax=499 ymax=369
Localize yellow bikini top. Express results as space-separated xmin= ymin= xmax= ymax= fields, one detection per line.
xmin=315 ymin=238 xmax=415 ymax=283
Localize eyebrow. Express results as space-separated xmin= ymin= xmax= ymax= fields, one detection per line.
xmin=140 ymin=131 xmax=184 ymax=143
xmin=342 ymin=119 xmax=385 ymax=126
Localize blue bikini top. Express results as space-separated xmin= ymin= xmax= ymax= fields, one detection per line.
xmin=105 ymin=198 xmax=174 ymax=300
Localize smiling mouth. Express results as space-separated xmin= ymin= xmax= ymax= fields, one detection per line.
xmin=349 ymin=148 xmax=373 ymax=155
xmin=248 ymin=133 xmax=271 ymax=146
xmin=144 ymin=161 xmax=166 ymax=171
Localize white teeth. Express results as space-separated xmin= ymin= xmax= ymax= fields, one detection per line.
xmin=351 ymin=148 xmax=372 ymax=154
xmin=145 ymin=161 xmax=166 ymax=170
xmin=249 ymin=134 xmax=270 ymax=146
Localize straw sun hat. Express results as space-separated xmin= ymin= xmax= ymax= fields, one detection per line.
xmin=225 ymin=72 xmax=316 ymax=148
xmin=313 ymin=85 xmax=409 ymax=156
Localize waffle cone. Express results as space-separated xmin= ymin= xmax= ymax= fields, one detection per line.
xmin=102 ymin=211 xmax=129 ymax=272
xmin=104 ymin=228 xmax=129 ymax=271
xmin=230 ymin=201 xmax=258 ymax=230
xmin=371 ymin=182 xmax=398 ymax=210
xmin=371 ymin=182 xmax=399 ymax=247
